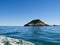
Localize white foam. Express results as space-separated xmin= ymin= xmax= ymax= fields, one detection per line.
xmin=0 ymin=36 xmax=35 ymax=45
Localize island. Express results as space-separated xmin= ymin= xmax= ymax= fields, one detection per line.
xmin=24 ymin=19 xmax=49 ymax=26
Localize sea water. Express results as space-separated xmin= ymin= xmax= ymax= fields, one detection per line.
xmin=0 ymin=26 xmax=60 ymax=45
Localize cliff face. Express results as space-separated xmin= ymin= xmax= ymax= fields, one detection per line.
xmin=24 ymin=19 xmax=49 ymax=26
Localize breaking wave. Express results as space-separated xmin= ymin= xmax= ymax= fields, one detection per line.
xmin=0 ymin=36 xmax=35 ymax=45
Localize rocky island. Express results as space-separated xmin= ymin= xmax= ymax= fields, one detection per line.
xmin=24 ymin=19 xmax=49 ymax=26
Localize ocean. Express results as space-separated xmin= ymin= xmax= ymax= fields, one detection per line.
xmin=0 ymin=26 xmax=60 ymax=45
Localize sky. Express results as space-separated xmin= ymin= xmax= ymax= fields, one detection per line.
xmin=0 ymin=0 xmax=60 ymax=26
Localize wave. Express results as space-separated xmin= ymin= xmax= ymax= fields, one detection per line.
xmin=0 ymin=36 xmax=35 ymax=45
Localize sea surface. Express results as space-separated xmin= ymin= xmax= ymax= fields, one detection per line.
xmin=0 ymin=26 xmax=60 ymax=45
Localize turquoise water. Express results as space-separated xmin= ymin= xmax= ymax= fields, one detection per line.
xmin=0 ymin=26 xmax=60 ymax=45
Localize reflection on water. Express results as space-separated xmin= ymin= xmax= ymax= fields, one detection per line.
xmin=0 ymin=26 xmax=60 ymax=45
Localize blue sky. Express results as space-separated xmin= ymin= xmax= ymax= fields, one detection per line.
xmin=0 ymin=0 xmax=60 ymax=26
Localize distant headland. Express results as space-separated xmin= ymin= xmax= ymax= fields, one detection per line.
xmin=24 ymin=19 xmax=60 ymax=26
xmin=24 ymin=19 xmax=49 ymax=26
